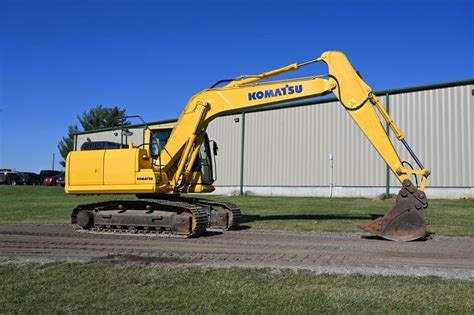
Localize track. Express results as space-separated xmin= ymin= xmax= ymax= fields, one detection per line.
xmin=0 ymin=224 xmax=472 ymax=279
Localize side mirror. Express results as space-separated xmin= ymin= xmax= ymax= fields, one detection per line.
xmin=212 ymin=141 xmax=218 ymax=156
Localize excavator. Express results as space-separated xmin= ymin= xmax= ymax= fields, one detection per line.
xmin=65 ymin=51 xmax=430 ymax=241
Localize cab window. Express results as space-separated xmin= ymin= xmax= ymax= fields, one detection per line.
xmin=150 ymin=129 xmax=172 ymax=159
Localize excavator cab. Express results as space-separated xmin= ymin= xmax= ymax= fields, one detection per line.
xmin=148 ymin=127 xmax=216 ymax=189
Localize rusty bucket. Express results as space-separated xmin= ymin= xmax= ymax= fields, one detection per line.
xmin=359 ymin=179 xmax=428 ymax=241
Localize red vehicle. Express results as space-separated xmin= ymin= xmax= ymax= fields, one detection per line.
xmin=0 ymin=170 xmax=19 ymax=185
xmin=43 ymin=175 xmax=59 ymax=186
xmin=39 ymin=170 xmax=62 ymax=182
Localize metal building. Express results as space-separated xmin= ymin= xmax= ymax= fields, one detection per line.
xmin=74 ymin=80 xmax=474 ymax=199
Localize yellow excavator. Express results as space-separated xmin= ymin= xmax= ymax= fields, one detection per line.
xmin=65 ymin=51 xmax=430 ymax=241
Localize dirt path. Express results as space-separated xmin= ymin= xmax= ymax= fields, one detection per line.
xmin=0 ymin=224 xmax=472 ymax=279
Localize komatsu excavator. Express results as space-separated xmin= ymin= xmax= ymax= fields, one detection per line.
xmin=65 ymin=51 xmax=430 ymax=241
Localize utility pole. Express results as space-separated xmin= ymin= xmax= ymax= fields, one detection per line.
xmin=52 ymin=153 xmax=55 ymax=171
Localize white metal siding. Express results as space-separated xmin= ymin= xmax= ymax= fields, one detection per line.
xmin=241 ymin=97 xmax=386 ymax=187
xmin=389 ymin=85 xmax=473 ymax=187
xmin=206 ymin=115 xmax=241 ymax=186
xmin=77 ymin=84 xmax=473 ymax=191
xmin=207 ymin=84 xmax=473 ymax=189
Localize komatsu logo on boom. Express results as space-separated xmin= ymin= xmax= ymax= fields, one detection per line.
xmin=248 ymin=84 xmax=303 ymax=101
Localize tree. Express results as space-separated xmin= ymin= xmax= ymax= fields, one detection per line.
xmin=58 ymin=105 xmax=129 ymax=167
xmin=58 ymin=125 xmax=79 ymax=167
xmin=77 ymin=105 xmax=128 ymax=130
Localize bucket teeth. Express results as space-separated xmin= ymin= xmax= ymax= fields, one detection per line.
xmin=359 ymin=179 xmax=428 ymax=241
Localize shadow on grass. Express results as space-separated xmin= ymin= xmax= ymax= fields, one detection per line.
xmin=243 ymin=214 xmax=380 ymax=223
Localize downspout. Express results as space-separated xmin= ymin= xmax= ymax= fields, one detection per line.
xmin=385 ymin=93 xmax=391 ymax=199
xmin=239 ymin=112 xmax=246 ymax=196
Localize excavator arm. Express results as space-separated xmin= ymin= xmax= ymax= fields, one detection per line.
xmin=321 ymin=52 xmax=430 ymax=190
xmin=163 ymin=51 xmax=430 ymax=241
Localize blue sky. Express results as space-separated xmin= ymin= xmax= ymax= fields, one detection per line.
xmin=1 ymin=0 xmax=473 ymax=172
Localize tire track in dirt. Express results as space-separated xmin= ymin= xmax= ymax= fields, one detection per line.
xmin=0 ymin=224 xmax=472 ymax=279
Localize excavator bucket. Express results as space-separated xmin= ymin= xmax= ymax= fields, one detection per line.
xmin=359 ymin=179 xmax=428 ymax=241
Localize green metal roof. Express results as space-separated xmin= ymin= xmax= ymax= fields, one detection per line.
xmin=242 ymin=78 xmax=474 ymax=115
xmin=74 ymin=78 xmax=473 ymax=136
xmin=74 ymin=118 xmax=177 ymax=136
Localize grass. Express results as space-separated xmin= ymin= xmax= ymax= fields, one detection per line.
xmin=0 ymin=263 xmax=472 ymax=314
xmin=0 ymin=185 xmax=128 ymax=224
xmin=0 ymin=185 xmax=473 ymax=237
xmin=0 ymin=187 xmax=472 ymax=313
xmin=205 ymin=194 xmax=474 ymax=237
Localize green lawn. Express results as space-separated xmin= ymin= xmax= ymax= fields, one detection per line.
xmin=0 ymin=185 xmax=473 ymax=237
xmin=0 ymin=263 xmax=472 ymax=314
xmin=1 ymin=186 xmax=473 ymax=313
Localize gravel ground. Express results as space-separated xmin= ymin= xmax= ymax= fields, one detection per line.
xmin=0 ymin=224 xmax=472 ymax=279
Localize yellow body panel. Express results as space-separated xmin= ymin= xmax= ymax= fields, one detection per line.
xmin=67 ymin=150 xmax=105 ymax=186
xmin=66 ymin=147 xmax=166 ymax=194
xmin=103 ymin=149 xmax=136 ymax=185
